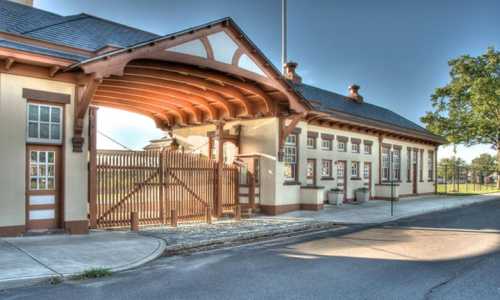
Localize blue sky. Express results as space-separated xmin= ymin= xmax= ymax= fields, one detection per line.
xmin=35 ymin=0 xmax=500 ymax=161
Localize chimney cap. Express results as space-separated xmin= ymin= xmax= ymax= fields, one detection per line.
xmin=348 ymin=84 xmax=363 ymax=103
xmin=284 ymin=61 xmax=302 ymax=84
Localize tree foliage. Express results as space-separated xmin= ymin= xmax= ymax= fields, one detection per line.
xmin=422 ymin=47 xmax=500 ymax=186
xmin=471 ymin=153 xmax=497 ymax=175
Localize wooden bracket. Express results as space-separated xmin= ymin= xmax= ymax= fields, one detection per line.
xmin=5 ymin=57 xmax=15 ymax=70
xmin=72 ymin=73 xmax=101 ymax=152
xmin=278 ymin=113 xmax=305 ymax=161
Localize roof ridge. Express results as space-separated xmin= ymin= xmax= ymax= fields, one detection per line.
xmin=20 ymin=14 xmax=88 ymax=35
xmin=71 ymin=12 xmax=160 ymax=37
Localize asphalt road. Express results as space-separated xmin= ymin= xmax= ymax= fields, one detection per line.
xmin=2 ymin=199 xmax=500 ymax=300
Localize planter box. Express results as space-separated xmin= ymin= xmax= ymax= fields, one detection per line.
xmin=355 ymin=190 xmax=369 ymax=203
xmin=327 ymin=191 xmax=343 ymax=206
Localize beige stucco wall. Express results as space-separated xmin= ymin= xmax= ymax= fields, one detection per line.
xmin=382 ymin=137 xmax=436 ymax=196
xmin=0 ymin=73 xmax=88 ymax=227
xmin=174 ymin=117 xmax=279 ymax=207
xmin=173 ymin=116 xmax=438 ymax=211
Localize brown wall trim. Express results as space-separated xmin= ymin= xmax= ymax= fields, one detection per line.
xmin=307 ymin=131 xmax=319 ymax=138
xmin=337 ymin=136 xmax=348 ymax=142
xmin=23 ymin=88 xmax=71 ymax=104
xmin=260 ymin=204 xmax=300 ymax=215
xmin=0 ymin=225 xmax=25 ymax=237
xmin=321 ymin=133 xmax=334 ymax=140
xmin=260 ymin=203 xmax=325 ymax=215
xmin=64 ymin=220 xmax=89 ymax=234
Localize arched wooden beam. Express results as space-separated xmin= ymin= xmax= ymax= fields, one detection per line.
xmin=105 ymin=75 xmax=236 ymax=118
xmin=124 ymin=66 xmax=256 ymax=116
xmin=99 ymin=80 xmax=217 ymax=120
xmin=93 ymin=92 xmax=190 ymax=125
xmin=128 ymin=61 xmax=274 ymax=114
xmin=200 ymin=37 xmax=214 ymax=60
xmin=97 ymin=85 xmax=204 ymax=123
xmin=92 ymin=99 xmax=173 ymax=126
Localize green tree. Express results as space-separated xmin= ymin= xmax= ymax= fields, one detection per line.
xmin=471 ymin=153 xmax=497 ymax=184
xmin=421 ymin=47 xmax=500 ymax=188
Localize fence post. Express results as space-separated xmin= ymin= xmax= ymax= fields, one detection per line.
xmin=206 ymin=206 xmax=212 ymax=224
xmin=159 ymin=151 xmax=165 ymax=224
xmin=235 ymin=204 xmax=241 ymax=221
xmin=171 ymin=209 xmax=177 ymax=227
xmin=249 ymin=171 xmax=256 ymax=209
xmin=131 ymin=211 xmax=139 ymax=232
xmin=445 ymin=165 xmax=448 ymax=194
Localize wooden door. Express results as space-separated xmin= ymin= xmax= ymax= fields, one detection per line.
xmin=26 ymin=145 xmax=61 ymax=230
xmin=337 ymin=161 xmax=347 ymax=202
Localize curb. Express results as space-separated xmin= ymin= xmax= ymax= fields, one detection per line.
xmin=161 ymin=222 xmax=339 ymax=256
xmin=0 ymin=237 xmax=166 ymax=291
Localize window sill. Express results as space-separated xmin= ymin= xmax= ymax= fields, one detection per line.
xmin=351 ymin=177 xmax=362 ymax=181
xmin=283 ymin=181 xmax=301 ymax=186
xmin=321 ymin=177 xmax=335 ymax=181
xmin=301 ymin=185 xmax=325 ymax=190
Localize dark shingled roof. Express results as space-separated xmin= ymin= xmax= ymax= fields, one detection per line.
xmin=0 ymin=0 xmax=159 ymax=53
xmin=293 ymin=83 xmax=434 ymax=135
xmin=0 ymin=38 xmax=90 ymax=61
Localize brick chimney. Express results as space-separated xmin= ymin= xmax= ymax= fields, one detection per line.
xmin=284 ymin=61 xmax=302 ymax=84
xmin=348 ymin=84 xmax=364 ymax=103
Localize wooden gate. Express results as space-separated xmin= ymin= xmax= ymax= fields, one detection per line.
xmin=91 ymin=150 xmax=239 ymax=228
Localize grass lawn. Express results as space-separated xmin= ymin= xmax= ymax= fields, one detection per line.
xmin=436 ymin=183 xmax=500 ymax=195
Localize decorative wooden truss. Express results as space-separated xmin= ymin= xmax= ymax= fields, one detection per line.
xmin=68 ymin=18 xmax=310 ymax=152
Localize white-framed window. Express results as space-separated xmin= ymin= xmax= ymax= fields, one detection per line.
xmin=307 ymin=137 xmax=316 ymax=149
xmin=352 ymin=143 xmax=360 ymax=153
xmin=321 ymin=159 xmax=332 ymax=178
xmin=283 ymin=134 xmax=298 ymax=181
xmin=393 ymin=148 xmax=401 ymax=181
xmin=351 ymin=161 xmax=359 ymax=177
xmin=337 ymin=161 xmax=345 ymax=177
xmin=382 ymin=146 xmax=390 ymax=181
xmin=29 ymin=150 xmax=56 ymax=190
xmin=364 ymin=144 xmax=372 ymax=154
xmin=337 ymin=141 xmax=346 ymax=152
xmin=306 ymin=159 xmax=315 ymax=185
xmin=321 ymin=139 xmax=332 ymax=150
xmin=27 ymin=103 xmax=63 ymax=144
xmin=428 ymin=150 xmax=434 ymax=180
xmin=363 ymin=163 xmax=370 ymax=179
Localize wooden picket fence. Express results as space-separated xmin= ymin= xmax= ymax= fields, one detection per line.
xmin=92 ymin=150 xmax=239 ymax=228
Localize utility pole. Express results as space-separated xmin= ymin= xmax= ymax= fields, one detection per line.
xmin=282 ymin=0 xmax=287 ymax=74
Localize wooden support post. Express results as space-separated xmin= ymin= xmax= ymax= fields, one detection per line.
xmin=159 ymin=151 xmax=165 ymax=224
xmin=130 ymin=212 xmax=139 ymax=232
xmin=235 ymin=205 xmax=241 ymax=221
xmin=170 ymin=209 xmax=178 ymax=227
xmin=88 ymin=106 xmax=98 ymax=229
xmin=215 ymin=121 xmax=225 ymax=217
xmin=206 ymin=206 xmax=212 ymax=224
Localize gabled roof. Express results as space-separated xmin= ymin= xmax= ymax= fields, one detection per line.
xmin=294 ymin=83 xmax=446 ymax=143
xmin=0 ymin=0 xmax=159 ymax=53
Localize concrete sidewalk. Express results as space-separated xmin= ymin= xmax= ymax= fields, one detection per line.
xmin=0 ymin=231 xmax=165 ymax=290
xmin=281 ymin=193 xmax=500 ymax=224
